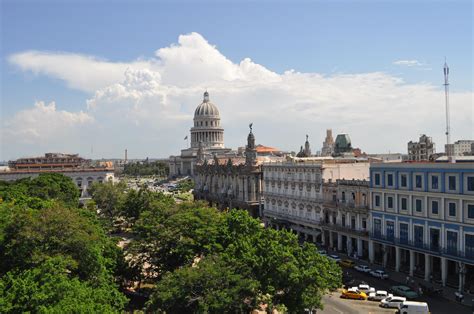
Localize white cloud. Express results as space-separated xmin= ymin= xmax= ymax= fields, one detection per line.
xmin=3 ymin=33 xmax=473 ymax=160
xmin=393 ymin=59 xmax=423 ymax=67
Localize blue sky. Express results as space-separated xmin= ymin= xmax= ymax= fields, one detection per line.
xmin=1 ymin=0 xmax=473 ymax=159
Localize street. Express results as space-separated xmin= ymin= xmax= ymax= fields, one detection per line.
xmin=321 ymin=292 xmax=396 ymax=314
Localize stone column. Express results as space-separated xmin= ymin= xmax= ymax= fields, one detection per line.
xmin=441 ymin=257 xmax=447 ymax=286
xmin=329 ymin=232 xmax=334 ymax=249
xmin=369 ymin=240 xmax=375 ymax=263
xmin=395 ymin=246 xmax=401 ymax=272
xmin=409 ymin=250 xmax=415 ymax=277
xmin=357 ymin=238 xmax=363 ymax=257
xmin=424 ymin=254 xmax=431 ymax=281
xmin=337 ymin=233 xmax=343 ymax=251
xmin=383 ymin=245 xmax=388 ymax=268
xmin=347 ymin=237 xmax=352 ymax=256
xmin=321 ymin=231 xmax=326 ymax=246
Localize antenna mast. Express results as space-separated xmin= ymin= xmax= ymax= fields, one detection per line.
xmin=444 ymin=59 xmax=450 ymax=146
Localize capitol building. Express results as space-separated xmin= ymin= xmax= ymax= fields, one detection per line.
xmin=169 ymin=91 xmax=232 ymax=176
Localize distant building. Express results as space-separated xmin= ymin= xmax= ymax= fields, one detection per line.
xmin=334 ymin=134 xmax=354 ymax=157
xmin=445 ymin=140 xmax=474 ymax=157
xmin=321 ymin=129 xmax=335 ymax=157
xmin=0 ymin=153 xmax=114 ymax=198
xmin=407 ymin=134 xmax=436 ymax=161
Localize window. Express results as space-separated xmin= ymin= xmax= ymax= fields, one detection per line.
xmin=375 ymin=173 xmax=381 ymax=185
xmin=387 ymin=196 xmax=394 ymax=209
xmin=342 ymin=192 xmax=346 ymax=202
xmin=431 ymin=176 xmax=439 ymax=189
xmin=415 ymin=199 xmax=422 ymax=212
xmin=386 ymin=221 xmax=395 ymax=241
xmin=401 ymin=197 xmax=408 ymax=210
xmin=400 ymin=174 xmax=408 ymax=187
xmin=468 ymin=177 xmax=474 ymax=192
xmin=430 ymin=229 xmax=440 ymax=251
xmin=448 ymin=175 xmax=456 ymax=190
xmin=387 ymin=174 xmax=394 ymax=186
xmin=431 ymin=200 xmax=439 ymax=215
xmin=468 ymin=205 xmax=474 ymax=219
xmin=362 ymin=219 xmax=367 ymax=229
xmin=415 ymin=175 xmax=423 ymax=188
xmin=351 ymin=217 xmax=356 ymax=229
xmin=399 ymin=223 xmax=408 ymax=244
xmin=375 ymin=195 xmax=381 ymax=207
xmin=448 ymin=202 xmax=456 ymax=217
xmin=414 ymin=225 xmax=424 ymax=247
xmin=466 ymin=234 xmax=474 ymax=259
xmin=373 ymin=218 xmax=382 ymax=238
xmin=342 ymin=214 xmax=346 ymax=226
xmin=446 ymin=231 xmax=458 ymax=254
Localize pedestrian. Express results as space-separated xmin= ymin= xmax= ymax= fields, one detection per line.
xmin=406 ymin=276 xmax=410 ymax=285
xmin=418 ymin=287 xmax=423 ymax=296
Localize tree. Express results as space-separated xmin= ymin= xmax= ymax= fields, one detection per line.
xmin=0 ymin=256 xmax=127 ymax=313
xmin=147 ymin=255 xmax=259 ymax=313
xmin=88 ymin=180 xmax=127 ymax=223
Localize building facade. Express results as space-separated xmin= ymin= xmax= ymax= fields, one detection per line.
xmin=445 ymin=140 xmax=474 ymax=157
xmin=1 ymin=153 xmax=115 ymax=198
xmin=262 ymin=158 xmax=370 ymax=256
xmin=321 ymin=129 xmax=335 ymax=157
xmin=369 ymin=162 xmax=474 ymax=291
xmin=407 ymin=134 xmax=436 ymax=161
xmin=193 ymin=126 xmax=264 ymax=217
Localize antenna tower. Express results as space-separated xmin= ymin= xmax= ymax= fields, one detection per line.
xmin=444 ymin=59 xmax=450 ymax=146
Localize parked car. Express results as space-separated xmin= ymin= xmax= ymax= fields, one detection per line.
xmin=390 ymin=285 xmax=419 ymax=299
xmin=354 ymin=264 xmax=371 ymax=273
xmin=368 ymin=290 xmax=393 ymax=301
xmin=353 ymin=284 xmax=375 ymax=294
xmin=398 ymin=301 xmax=430 ymax=314
xmin=318 ymin=249 xmax=327 ymax=256
xmin=370 ymin=269 xmax=389 ymax=279
xmin=328 ymin=255 xmax=341 ymax=262
xmin=340 ymin=259 xmax=355 ymax=268
xmin=379 ymin=296 xmax=406 ymax=308
xmin=341 ymin=288 xmax=368 ymax=300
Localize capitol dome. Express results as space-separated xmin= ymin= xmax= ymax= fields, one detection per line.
xmin=194 ymin=91 xmax=220 ymax=117
xmin=190 ymin=91 xmax=225 ymax=149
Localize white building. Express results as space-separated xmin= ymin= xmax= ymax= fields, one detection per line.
xmin=262 ymin=158 xmax=370 ymax=256
xmin=445 ymin=140 xmax=474 ymax=157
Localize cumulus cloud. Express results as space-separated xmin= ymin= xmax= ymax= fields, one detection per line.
xmin=393 ymin=59 xmax=423 ymax=67
xmin=4 ymin=33 xmax=473 ymax=159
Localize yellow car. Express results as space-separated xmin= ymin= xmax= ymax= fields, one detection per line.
xmin=339 ymin=259 xmax=355 ymax=268
xmin=341 ymin=288 xmax=368 ymax=300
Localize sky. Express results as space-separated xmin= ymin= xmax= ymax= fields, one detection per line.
xmin=1 ymin=0 xmax=473 ymax=160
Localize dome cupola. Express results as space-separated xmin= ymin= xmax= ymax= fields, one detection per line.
xmin=194 ymin=91 xmax=220 ymax=117
xmin=190 ymin=91 xmax=224 ymax=149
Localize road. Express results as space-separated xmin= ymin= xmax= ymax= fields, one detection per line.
xmin=320 ymin=292 xmax=396 ymax=314
xmin=342 ymin=266 xmax=472 ymax=314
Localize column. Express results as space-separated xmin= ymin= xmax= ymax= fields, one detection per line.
xmin=458 ymin=262 xmax=465 ymax=293
xmin=409 ymin=250 xmax=415 ymax=277
xmin=321 ymin=231 xmax=326 ymax=246
xmin=369 ymin=240 xmax=375 ymax=263
xmin=337 ymin=233 xmax=342 ymax=251
xmin=424 ymin=254 xmax=431 ymax=281
xmin=441 ymin=257 xmax=447 ymax=286
xmin=304 ymin=233 xmax=308 ymax=240
xmin=329 ymin=232 xmax=334 ymax=249
xmin=357 ymin=238 xmax=363 ymax=257
xmin=395 ymin=246 xmax=401 ymax=272
xmin=347 ymin=237 xmax=352 ymax=256
xmin=383 ymin=244 xmax=388 ymax=268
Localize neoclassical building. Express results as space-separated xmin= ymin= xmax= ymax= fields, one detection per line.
xmin=169 ymin=91 xmax=231 ymax=177
xmin=193 ymin=125 xmax=269 ymax=217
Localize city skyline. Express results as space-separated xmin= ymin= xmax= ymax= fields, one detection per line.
xmin=1 ymin=0 xmax=473 ymax=160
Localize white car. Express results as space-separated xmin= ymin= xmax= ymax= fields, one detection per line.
xmin=368 ymin=290 xmax=393 ymax=301
xmin=354 ymin=265 xmax=371 ymax=273
xmin=328 ymin=255 xmax=341 ymax=262
xmin=370 ymin=269 xmax=389 ymax=279
xmin=379 ymin=296 xmax=406 ymax=308
xmin=318 ymin=250 xmax=327 ymax=256
xmin=352 ymin=284 xmax=375 ymax=294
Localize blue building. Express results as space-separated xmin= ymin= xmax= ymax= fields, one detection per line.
xmin=368 ymin=162 xmax=474 ymax=291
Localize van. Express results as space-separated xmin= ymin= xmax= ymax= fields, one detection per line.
xmin=397 ymin=301 xmax=430 ymax=314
